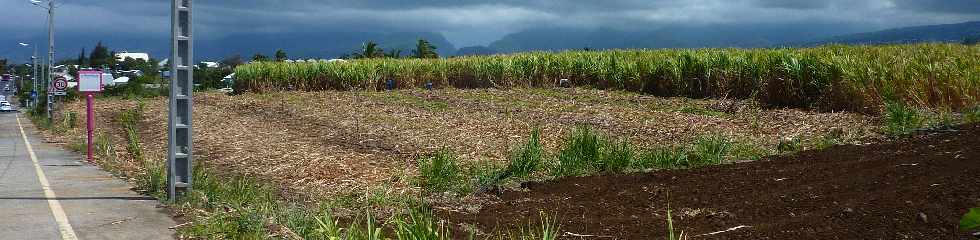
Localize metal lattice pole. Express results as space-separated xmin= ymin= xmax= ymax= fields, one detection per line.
xmin=46 ymin=0 xmax=54 ymax=121
xmin=168 ymin=0 xmax=193 ymax=201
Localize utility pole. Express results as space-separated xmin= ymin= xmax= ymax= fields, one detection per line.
xmin=46 ymin=0 xmax=55 ymax=121
xmin=168 ymin=0 xmax=194 ymax=201
xmin=32 ymin=46 xmax=37 ymax=108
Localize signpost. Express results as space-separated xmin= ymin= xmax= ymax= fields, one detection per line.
xmin=168 ymin=0 xmax=194 ymax=201
xmin=78 ymin=70 xmax=103 ymax=163
xmin=52 ymin=76 xmax=67 ymax=96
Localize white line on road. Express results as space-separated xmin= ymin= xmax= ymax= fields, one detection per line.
xmin=16 ymin=115 xmax=79 ymax=240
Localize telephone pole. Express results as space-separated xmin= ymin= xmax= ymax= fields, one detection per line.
xmin=168 ymin=0 xmax=194 ymax=201
xmin=46 ymin=0 xmax=55 ymax=121
xmin=30 ymin=0 xmax=56 ymax=119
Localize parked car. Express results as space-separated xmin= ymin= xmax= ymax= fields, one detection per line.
xmin=0 ymin=101 xmax=13 ymax=112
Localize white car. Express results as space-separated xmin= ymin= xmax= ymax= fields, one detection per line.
xmin=0 ymin=101 xmax=12 ymax=112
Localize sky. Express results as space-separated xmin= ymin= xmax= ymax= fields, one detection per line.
xmin=1 ymin=0 xmax=978 ymax=49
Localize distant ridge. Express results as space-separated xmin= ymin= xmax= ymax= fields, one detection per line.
xmin=812 ymin=21 xmax=980 ymax=45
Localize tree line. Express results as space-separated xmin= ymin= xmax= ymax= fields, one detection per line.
xmin=250 ymin=38 xmax=440 ymax=62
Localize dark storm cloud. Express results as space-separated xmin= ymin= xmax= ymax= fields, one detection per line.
xmin=893 ymin=0 xmax=980 ymax=14
xmin=1 ymin=0 xmax=978 ymax=46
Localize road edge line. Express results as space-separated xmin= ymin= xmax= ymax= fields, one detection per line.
xmin=16 ymin=114 xmax=79 ymax=240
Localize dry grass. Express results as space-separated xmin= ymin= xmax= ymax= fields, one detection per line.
xmin=45 ymin=88 xmax=879 ymax=203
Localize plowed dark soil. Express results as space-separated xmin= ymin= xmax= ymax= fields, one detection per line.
xmin=453 ymin=124 xmax=980 ymax=239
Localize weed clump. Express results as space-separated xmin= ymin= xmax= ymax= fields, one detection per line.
xmin=884 ymin=102 xmax=924 ymax=136
xmin=417 ymin=148 xmax=464 ymax=193
xmin=553 ymin=127 xmax=604 ymax=176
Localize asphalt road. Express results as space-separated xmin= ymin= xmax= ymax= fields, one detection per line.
xmin=0 ymin=96 xmax=176 ymax=240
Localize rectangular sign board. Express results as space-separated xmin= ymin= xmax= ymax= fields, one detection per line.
xmin=78 ymin=70 xmax=104 ymax=93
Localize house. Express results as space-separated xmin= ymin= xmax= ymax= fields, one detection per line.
xmin=115 ymin=52 xmax=151 ymax=62
xmin=199 ymin=61 xmax=220 ymax=68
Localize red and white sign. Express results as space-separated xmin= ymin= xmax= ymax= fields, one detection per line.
xmin=53 ymin=76 xmax=68 ymax=91
xmin=78 ymin=70 xmax=104 ymax=93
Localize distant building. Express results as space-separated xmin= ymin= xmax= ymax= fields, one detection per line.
xmin=115 ymin=52 xmax=151 ymax=62
xmin=199 ymin=61 xmax=220 ymax=68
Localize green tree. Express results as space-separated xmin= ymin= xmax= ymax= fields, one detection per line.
xmin=275 ymin=49 xmax=288 ymax=62
xmin=89 ymin=42 xmax=112 ymax=67
xmin=354 ymin=41 xmax=384 ymax=59
xmin=220 ymin=55 xmax=245 ymax=70
xmin=252 ymin=53 xmax=269 ymax=62
xmin=77 ymin=48 xmax=87 ymax=66
xmin=413 ymin=39 xmax=439 ymax=59
xmin=385 ymin=49 xmax=402 ymax=58
xmin=964 ymin=35 xmax=980 ymax=45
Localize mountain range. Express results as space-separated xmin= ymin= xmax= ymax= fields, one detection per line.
xmin=1 ymin=21 xmax=978 ymax=63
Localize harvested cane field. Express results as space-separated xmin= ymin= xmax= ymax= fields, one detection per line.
xmin=36 ymin=44 xmax=980 ymax=239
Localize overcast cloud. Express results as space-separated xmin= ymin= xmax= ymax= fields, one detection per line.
xmin=1 ymin=0 xmax=978 ymax=47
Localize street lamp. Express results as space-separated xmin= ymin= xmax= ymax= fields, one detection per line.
xmin=17 ymin=42 xmax=38 ymax=108
xmin=30 ymin=0 xmax=56 ymax=120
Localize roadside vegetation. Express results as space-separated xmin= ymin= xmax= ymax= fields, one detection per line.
xmin=236 ymin=43 xmax=980 ymax=113
xmin=28 ymin=42 xmax=980 ymax=239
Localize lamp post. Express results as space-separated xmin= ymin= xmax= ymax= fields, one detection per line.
xmin=30 ymin=0 xmax=56 ymax=121
xmin=18 ymin=42 xmax=37 ymax=108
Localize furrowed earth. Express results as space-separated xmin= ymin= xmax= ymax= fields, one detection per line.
xmin=37 ymin=88 xmax=977 ymax=239
xmin=448 ymin=123 xmax=980 ymax=239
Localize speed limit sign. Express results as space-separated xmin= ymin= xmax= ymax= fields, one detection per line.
xmin=53 ymin=76 xmax=68 ymax=95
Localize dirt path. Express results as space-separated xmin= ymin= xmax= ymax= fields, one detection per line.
xmin=452 ymin=124 xmax=980 ymax=239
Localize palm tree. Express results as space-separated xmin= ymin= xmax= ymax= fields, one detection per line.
xmin=413 ymin=39 xmax=439 ymax=59
xmin=354 ymin=41 xmax=385 ymax=59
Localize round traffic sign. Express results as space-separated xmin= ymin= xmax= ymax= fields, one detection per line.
xmin=54 ymin=77 xmax=68 ymax=91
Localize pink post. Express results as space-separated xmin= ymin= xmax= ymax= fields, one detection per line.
xmin=86 ymin=94 xmax=94 ymax=163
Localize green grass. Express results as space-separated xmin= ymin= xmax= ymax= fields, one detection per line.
xmin=235 ymin=44 xmax=980 ymax=113
xmin=965 ymin=105 xmax=980 ymax=123
xmin=552 ymin=127 xmax=603 ymax=176
xmin=884 ymin=102 xmax=924 ymax=136
xmin=676 ymin=106 xmax=727 ymax=117
xmin=688 ymin=136 xmax=732 ymax=166
xmin=417 ymin=148 xmax=466 ymax=194
xmin=777 ymin=137 xmax=804 ymax=154
xmin=962 ymin=208 xmax=980 ymax=231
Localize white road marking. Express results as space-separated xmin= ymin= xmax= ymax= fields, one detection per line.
xmin=16 ymin=115 xmax=79 ymax=240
